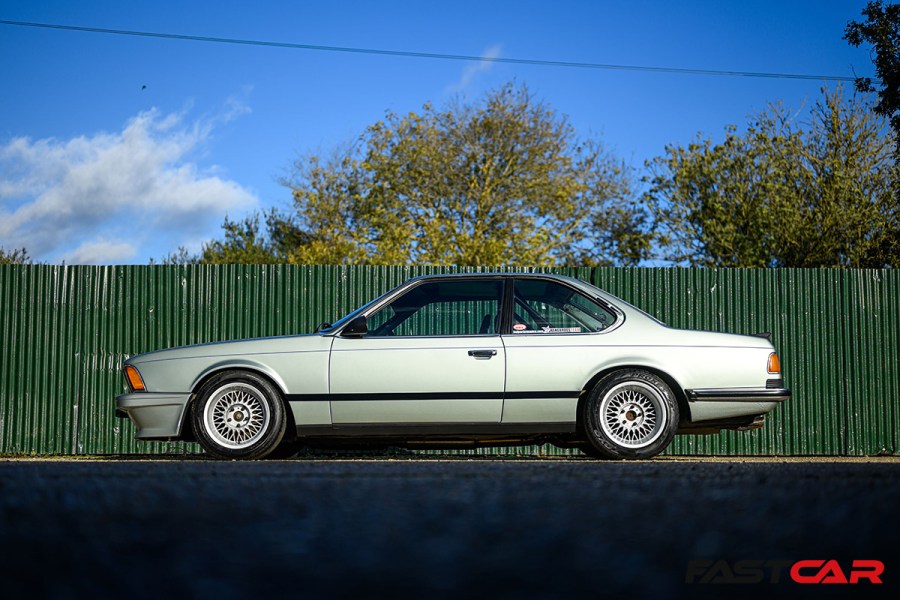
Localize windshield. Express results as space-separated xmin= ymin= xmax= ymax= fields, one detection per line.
xmin=317 ymin=286 xmax=403 ymax=334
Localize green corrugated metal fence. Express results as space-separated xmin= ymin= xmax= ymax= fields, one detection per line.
xmin=0 ymin=265 xmax=897 ymax=456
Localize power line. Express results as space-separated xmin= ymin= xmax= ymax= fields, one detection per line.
xmin=0 ymin=18 xmax=859 ymax=83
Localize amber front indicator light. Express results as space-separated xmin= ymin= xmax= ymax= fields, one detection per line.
xmin=767 ymin=352 xmax=782 ymax=374
xmin=124 ymin=365 xmax=146 ymax=392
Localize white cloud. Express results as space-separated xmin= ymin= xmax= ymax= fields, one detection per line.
xmin=59 ymin=240 xmax=137 ymax=264
xmin=221 ymin=87 xmax=254 ymax=123
xmin=446 ymin=44 xmax=503 ymax=94
xmin=0 ymin=106 xmax=258 ymax=264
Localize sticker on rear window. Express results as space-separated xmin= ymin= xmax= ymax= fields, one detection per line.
xmin=512 ymin=326 xmax=583 ymax=334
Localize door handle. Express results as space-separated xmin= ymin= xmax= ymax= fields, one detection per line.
xmin=468 ymin=349 xmax=497 ymax=359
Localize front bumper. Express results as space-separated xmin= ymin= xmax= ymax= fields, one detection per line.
xmin=116 ymin=392 xmax=192 ymax=440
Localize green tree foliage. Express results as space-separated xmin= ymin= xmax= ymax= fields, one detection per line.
xmin=646 ymin=87 xmax=899 ymax=268
xmin=201 ymin=83 xmax=649 ymax=266
xmin=197 ymin=213 xmax=286 ymax=264
xmin=0 ymin=247 xmax=31 ymax=265
xmin=156 ymin=212 xmax=306 ymax=264
xmin=845 ymin=1 xmax=900 ymax=151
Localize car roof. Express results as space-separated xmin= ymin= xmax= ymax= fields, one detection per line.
xmin=407 ymin=272 xmax=579 ymax=283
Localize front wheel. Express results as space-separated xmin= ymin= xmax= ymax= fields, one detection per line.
xmin=581 ymin=369 xmax=679 ymax=460
xmin=191 ymin=370 xmax=286 ymax=459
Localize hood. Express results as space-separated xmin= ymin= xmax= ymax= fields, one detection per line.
xmin=126 ymin=333 xmax=325 ymax=365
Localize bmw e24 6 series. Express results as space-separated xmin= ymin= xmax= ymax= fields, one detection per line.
xmin=116 ymin=273 xmax=790 ymax=459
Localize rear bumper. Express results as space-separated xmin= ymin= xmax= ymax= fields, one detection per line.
xmin=685 ymin=387 xmax=792 ymax=403
xmin=116 ymin=392 xmax=192 ymax=440
xmin=685 ymin=387 xmax=790 ymax=423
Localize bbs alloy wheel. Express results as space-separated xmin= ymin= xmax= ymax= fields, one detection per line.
xmin=582 ymin=369 xmax=679 ymax=459
xmin=203 ymin=382 xmax=270 ymax=449
xmin=192 ymin=371 xmax=286 ymax=459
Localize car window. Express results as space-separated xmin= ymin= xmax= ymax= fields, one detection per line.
xmin=512 ymin=279 xmax=615 ymax=334
xmin=368 ymin=279 xmax=503 ymax=337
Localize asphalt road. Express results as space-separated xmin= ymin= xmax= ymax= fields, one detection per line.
xmin=0 ymin=456 xmax=897 ymax=599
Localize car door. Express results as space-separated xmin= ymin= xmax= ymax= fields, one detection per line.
xmin=329 ymin=278 xmax=507 ymax=425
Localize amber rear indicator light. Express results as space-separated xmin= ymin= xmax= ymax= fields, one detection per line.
xmin=124 ymin=365 xmax=146 ymax=392
xmin=767 ymin=352 xmax=782 ymax=374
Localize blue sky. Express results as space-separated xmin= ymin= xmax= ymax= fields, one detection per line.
xmin=0 ymin=0 xmax=877 ymax=264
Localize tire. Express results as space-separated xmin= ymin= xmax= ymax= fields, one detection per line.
xmin=581 ymin=369 xmax=679 ymax=460
xmin=191 ymin=370 xmax=286 ymax=460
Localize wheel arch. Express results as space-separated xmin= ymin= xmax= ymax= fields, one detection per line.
xmin=577 ymin=365 xmax=691 ymax=431
xmin=179 ymin=362 xmax=296 ymax=440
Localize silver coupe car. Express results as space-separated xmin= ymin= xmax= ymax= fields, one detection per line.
xmin=116 ymin=273 xmax=790 ymax=459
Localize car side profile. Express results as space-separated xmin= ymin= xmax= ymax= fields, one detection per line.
xmin=116 ymin=273 xmax=790 ymax=459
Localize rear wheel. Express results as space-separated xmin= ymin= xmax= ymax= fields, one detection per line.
xmin=191 ymin=371 xmax=286 ymax=460
xmin=581 ymin=369 xmax=678 ymax=460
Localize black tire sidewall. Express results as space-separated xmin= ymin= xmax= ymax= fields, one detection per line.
xmin=582 ymin=369 xmax=679 ymax=459
xmin=191 ymin=370 xmax=286 ymax=459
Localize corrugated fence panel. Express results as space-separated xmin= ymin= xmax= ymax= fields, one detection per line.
xmin=784 ymin=269 xmax=847 ymax=454
xmin=0 ymin=265 xmax=897 ymax=456
xmin=844 ymin=270 xmax=898 ymax=455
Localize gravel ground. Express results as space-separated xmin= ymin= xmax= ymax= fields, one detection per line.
xmin=0 ymin=456 xmax=897 ymax=599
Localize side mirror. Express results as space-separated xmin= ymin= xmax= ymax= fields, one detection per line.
xmin=342 ymin=315 xmax=368 ymax=338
